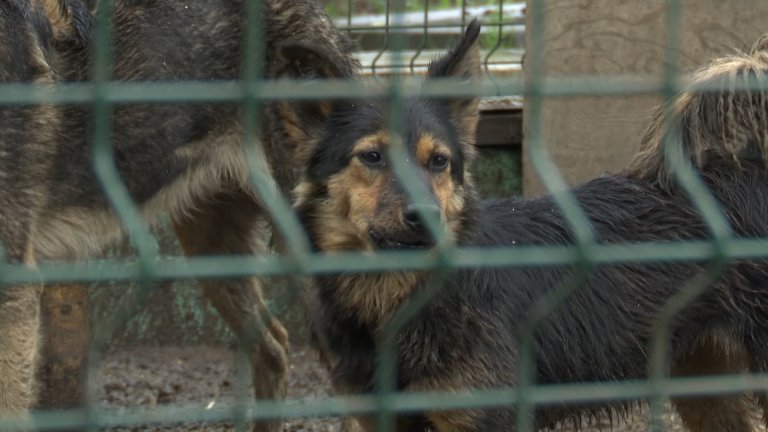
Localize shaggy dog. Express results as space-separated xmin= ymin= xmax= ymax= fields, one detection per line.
xmin=0 ymin=0 xmax=357 ymax=429
xmin=294 ymin=20 xmax=768 ymax=431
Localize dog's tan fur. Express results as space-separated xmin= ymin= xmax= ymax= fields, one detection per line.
xmin=671 ymin=335 xmax=754 ymax=432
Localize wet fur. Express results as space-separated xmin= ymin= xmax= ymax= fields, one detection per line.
xmin=297 ymin=24 xmax=768 ymax=431
xmin=0 ymin=0 xmax=358 ymax=428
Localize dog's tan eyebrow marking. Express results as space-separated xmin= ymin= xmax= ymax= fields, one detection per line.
xmin=351 ymin=131 xmax=388 ymax=154
xmin=416 ymin=134 xmax=452 ymax=165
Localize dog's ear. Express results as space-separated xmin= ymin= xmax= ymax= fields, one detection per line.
xmin=428 ymin=19 xmax=482 ymax=161
xmin=273 ymin=43 xmax=354 ymax=163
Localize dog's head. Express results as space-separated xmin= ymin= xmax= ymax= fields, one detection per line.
xmin=290 ymin=20 xmax=482 ymax=254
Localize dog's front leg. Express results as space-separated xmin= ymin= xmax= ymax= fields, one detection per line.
xmin=0 ymin=284 xmax=43 ymax=421
xmin=172 ymin=188 xmax=288 ymax=432
xmin=0 ymin=224 xmax=44 ymax=424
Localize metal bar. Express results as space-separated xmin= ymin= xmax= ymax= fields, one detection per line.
xmin=0 ymin=238 xmax=764 ymax=285
xmin=408 ymin=0 xmax=429 ymax=75
xmin=8 ymin=74 xmax=768 ymax=104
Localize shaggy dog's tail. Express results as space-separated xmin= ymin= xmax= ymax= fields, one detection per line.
xmin=628 ymin=35 xmax=768 ymax=190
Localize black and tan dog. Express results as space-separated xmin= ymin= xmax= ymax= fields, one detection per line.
xmin=295 ymin=20 xmax=768 ymax=431
xmin=0 ymin=0 xmax=358 ymax=429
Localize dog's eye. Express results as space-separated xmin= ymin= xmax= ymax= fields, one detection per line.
xmin=429 ymin=154 xmax=450 ymax=171
xmin=359 ymin=151 xmax=384 ymax=167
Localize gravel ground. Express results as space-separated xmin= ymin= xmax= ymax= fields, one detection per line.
xmin=98 ymin=345 xmax=765 ymax=431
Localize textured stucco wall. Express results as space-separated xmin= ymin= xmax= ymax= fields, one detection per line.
xmin=523 ymin=0 xmax=768 ymax=195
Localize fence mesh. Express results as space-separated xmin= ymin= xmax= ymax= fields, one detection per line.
xmin=1 ymin=0 xmax=767 ymax=431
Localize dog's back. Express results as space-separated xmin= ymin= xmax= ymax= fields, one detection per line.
xmin=0 ymin=0 xmax=359 ymax=260
xmin=433 ymin=41 xmax=768 ymax=430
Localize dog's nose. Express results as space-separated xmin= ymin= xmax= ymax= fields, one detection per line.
xmin=403 ymin=203 xmax=441 ymax=231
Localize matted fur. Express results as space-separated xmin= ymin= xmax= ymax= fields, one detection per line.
xmin=298 ymin=24 xmax=768 ymax=432
xmin=0 ymin=0 xmax=359 ymax=429
xmin=630 ymin=35 xmax=768 ymax=191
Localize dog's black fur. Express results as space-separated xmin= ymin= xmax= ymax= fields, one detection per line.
xmin=295 ymin=20 xmax=768 ymax=431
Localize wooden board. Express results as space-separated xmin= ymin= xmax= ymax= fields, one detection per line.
xmin=477 ymin=109 xmax=523 ymax=147
xmin=522 ymin=0 xmax=768 ymax=195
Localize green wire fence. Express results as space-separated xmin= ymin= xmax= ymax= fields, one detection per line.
xmin=1 ymin=0 xmax=766 ymax=431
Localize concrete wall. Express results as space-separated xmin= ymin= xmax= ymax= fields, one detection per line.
xmin=523 ymin=0 xmax=768 ymax=195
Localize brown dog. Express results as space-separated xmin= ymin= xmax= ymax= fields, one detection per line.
xmin=0 ymin=0 xmax=357 ymax=430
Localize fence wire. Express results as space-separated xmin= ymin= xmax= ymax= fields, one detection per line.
xmin=0 ymin=0 xmax=765 ymax=431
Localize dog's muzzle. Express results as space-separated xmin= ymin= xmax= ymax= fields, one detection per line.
xmin=369 ymin=203 xmax=441 ymax=249
xmin=368 ymin=228 xmax=435 ymax=249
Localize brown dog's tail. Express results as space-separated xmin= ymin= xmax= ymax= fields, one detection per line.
xmin=628 ymin=35 xmax=768 ymax=189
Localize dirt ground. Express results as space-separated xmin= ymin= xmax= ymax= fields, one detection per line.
xmin=97 ymin=344 xmax=768 ymax=432
xmin=100 ymin=346 xmax=340 ymax=431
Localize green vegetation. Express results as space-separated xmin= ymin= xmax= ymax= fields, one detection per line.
xmin=472 ymin=147 xmax=522 ymax=198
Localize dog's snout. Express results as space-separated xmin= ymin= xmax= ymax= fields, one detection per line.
xmin=403 ymin=203 xmax=440 ymax=231
xmin=403 ymin=207 xmax=421 ymax=227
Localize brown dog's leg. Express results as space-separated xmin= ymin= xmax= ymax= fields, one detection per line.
xmin=0 ymin=285 xmax=42 ymax=419
xmin=38 ymin=283 xmax=89 ymax=411
xmin=173 ymin=188 xmax=288 ymax=432
xmin=671 ymin=338 xmax=753 ymax=432
xmin=0 ymin=232 xmax=43 ymax=421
